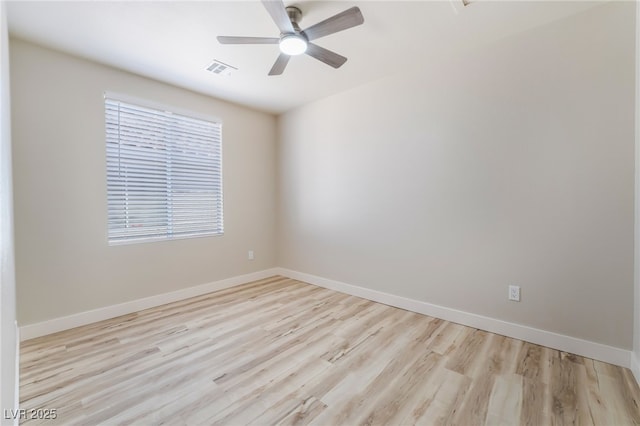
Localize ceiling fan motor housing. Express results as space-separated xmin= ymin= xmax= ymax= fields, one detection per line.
xmin=286 ymin=6 xmax=303 ymax=29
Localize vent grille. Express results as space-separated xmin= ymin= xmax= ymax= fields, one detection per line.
xmin=206 ymin=60 xmax=237 ymax=76
xmin=450 ymin=0 xmax=474 ymax=13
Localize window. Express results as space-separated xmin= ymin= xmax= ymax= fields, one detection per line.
xmin=105 ymin=96 xmax=223 ymax=244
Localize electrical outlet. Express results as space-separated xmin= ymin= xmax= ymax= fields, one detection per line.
xmin=508 ymin=285 xmax=520 ymax=302
xmin=248 ymin=250 xmax=254 ymax=261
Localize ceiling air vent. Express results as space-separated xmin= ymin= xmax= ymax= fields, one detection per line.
xmin=206 ymin=60 xmax=237 ymax=77
xmin=450 ymin=0 xmax=474 ymax=13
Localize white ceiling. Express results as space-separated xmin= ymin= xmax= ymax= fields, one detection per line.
xmin=7 ymin=0 xmax=603 ymax=114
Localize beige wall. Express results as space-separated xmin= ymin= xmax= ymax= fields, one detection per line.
xmin=1 ymin=1 xmax=18 ymax=419
xmin=10 ymin=38 xmax=277 ymax=326
xmin=277 ymin=2 xmax=635 ymax=349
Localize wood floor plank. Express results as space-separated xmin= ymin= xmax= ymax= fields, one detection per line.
xmin=549 ymin=354 xmax=591 ymax=426
xmin=273 ymin=396 xmax=327 ymax=426
xmin=19 ymin=276 xmax=640 ymax=426
xmin=520 ymin=375 xmax=551 ymax=426
xmin=357 ymin=350 xmax=444 ymax=426
xmin=313 ymin=315 xmax=444 ymax=425
xmin=485 ymin=373 xmax=523 ymax=426
xmin=416 ymin=367 xmax=471 ymax=425
xmin=446 ymin=371 xmax=494 ymax=425
xmin=445 ymin=328 xmax=491 ymax=377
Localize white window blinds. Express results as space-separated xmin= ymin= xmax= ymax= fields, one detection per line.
xmin=105 ymin=97 xmax=223 ymax=244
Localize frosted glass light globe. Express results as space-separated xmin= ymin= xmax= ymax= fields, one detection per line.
xmin=279 ymin=35 xmax=307 ymax=56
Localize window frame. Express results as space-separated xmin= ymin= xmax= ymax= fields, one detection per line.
xmin=104 ymin=92 xmax=224 ymax=245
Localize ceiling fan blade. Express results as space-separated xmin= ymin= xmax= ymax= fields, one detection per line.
xmin=217 ymin=36 xmax=279 ymax=44
xmin=268 ymin=53 xmax=291 ymax=76
xmin=302 ymin=7 xmax=364 ymax=41
xmin=262 ymin=0 xmax=295 ymax=34
xmin=305 ymin=43 xmax=347 ymax=69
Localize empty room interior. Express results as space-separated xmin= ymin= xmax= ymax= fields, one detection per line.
xmin=1 ymin=0 xmax=640 ymax=424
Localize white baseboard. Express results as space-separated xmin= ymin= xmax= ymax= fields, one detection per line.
xmin=276 ymin=268 xmax=632 ymax=369
xmin=631 ymin=351 xmax=640 ymax=386
xmin=19 ymin=268 xmax=280 ymax=341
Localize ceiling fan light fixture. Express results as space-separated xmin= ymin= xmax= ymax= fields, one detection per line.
xmin=217 ymin=1 xmax=364 ymax=75
xmin=279 ymin=34 xmax=307 ymax=55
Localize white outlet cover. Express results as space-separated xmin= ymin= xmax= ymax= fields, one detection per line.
xmin=508 ymin=285 xmax=520 ymax=302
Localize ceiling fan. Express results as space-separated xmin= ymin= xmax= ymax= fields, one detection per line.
xmin=217 ymin=0 xmax=364 ymax=76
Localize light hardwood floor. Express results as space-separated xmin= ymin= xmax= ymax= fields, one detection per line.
xmin=20 ymin=276 xmax=640 ymax=425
